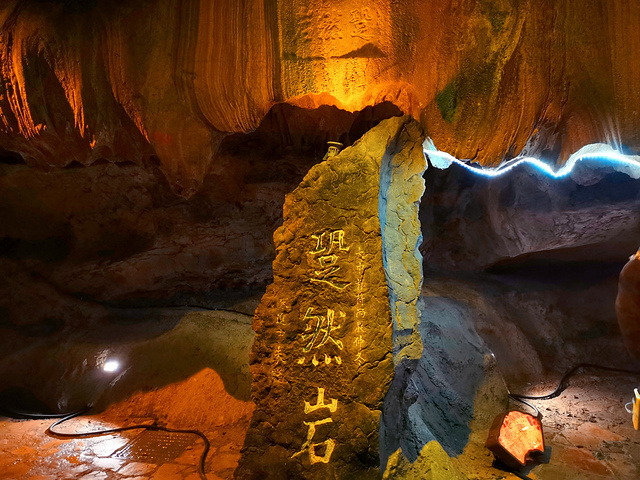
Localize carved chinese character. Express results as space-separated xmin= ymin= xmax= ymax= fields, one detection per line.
xmin=292 ymin=388 xmax=338 ymax=464
xmin=273 ymin=345 xmax=285 ymax=364
xmin=304 ymin=387 xmax=338 ymax=414
xmin=297 ymin=7 xmax=313 ymax=41
xmin=301 ymin=307 xmax=345 ymax=353
xmin=297 ymin=353 xmax=342 ymax=367
xmin=309 ymin=230 xmax=351 ymax=290
xmin=293 ymin=419 xmax=336 ymax=464
xmin=318 ymin=10 xmax=343 ymax=41
xmin=310 ymin=230 xmax=350 ymax=254
xmin=350 ymin=8 xmax=372 ymax=40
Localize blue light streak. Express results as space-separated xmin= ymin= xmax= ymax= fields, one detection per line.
xmin=423 ymin=140 xmax=640 ymax=180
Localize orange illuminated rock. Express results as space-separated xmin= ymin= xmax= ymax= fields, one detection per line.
xmin=236 ymin=116 xmax=425 ymax=479
xmin=486 ymin=410 xmax=545 ymax=469
xmin=3 ymin=1 xmax=640 ymax=195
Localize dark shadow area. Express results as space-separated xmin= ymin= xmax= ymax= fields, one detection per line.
xmin=0 ymin=102 xmax=405 ymax=420
xmin=485 ymin=255 xmax=625 ymax=290
xmin=0 ymin=303 xmax=255 ymax=414
xmin=381 ymin=297 xmax=493 ymax=469
xmin=0 ymin=148 xmax=25 ymax=165
xmin=420 ymin=156 xmax=640 ymax=273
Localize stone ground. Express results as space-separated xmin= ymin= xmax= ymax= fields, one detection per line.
xmin=1 ymin=274 xmax=639 ymax=479
xmin=521 ymin=373 xmax=640 ymax=479
xmin=0 ymin=403 xmax=246 ymax=480
xmin=0 ymin=372 xmax=637 ymax=479
xmin=0 ymin=307 xmax=257 ymax=480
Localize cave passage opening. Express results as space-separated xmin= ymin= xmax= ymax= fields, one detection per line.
xmin=419 ymin=140 xmax=640 ymax=385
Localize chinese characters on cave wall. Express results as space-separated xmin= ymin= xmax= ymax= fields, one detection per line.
xmin=277 ymin=0 xmax=394 ymax=105
xmin=297 ymin=7 xmax=375 ymax=43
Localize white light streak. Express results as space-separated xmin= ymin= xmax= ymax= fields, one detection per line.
xmin=423 ymin=140 xmax=640 ymax=179
xmin=103 ymin=360 xmax=119 ymax=373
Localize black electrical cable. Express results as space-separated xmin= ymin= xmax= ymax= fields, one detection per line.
xmin=47 ymin=409 xmax=210 ymax=480
xmin=3 ymin=407 xmax=211 ymax=480
xmin=491 ymin=362 xmax=640 ymax=477
xmin=507 ymin=362 xmax=640 ymax=419
xmin=507 ymin=393 xmax=541 ymax=419
xmin=511 ymin=363 xmax=640 ymax=400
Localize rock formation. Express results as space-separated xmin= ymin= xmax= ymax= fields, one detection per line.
xmin=236 ymin=117 xmax=506 ymax=478
xmin=235 ymin=117 xmax=419 ymax=479
xmin=421 ymin=150 xmax=640 ymax=271
xmin=1 ymin=1 xmax=639 ymax=478
xmin=2 ymin=1 xmax=640 ymax=195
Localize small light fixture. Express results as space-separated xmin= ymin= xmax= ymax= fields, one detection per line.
xmin=486 ymin=410 xmax=545 ymax=469
xmin=323 ymin=141 xmax=343 ymax=161
xmin=103 ymin=360 xmax=119 ymax=373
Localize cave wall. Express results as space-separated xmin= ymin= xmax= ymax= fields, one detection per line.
xmin=421 ymin=151 xmax=640 ymax=272
xmin=2 ymin=0 xmax=640 ymax=196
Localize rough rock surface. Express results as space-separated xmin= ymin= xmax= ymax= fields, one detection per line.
xmin=236 ymin=117 xmax=425 ymax=479
xmin=0 ymin=101 xmax=401 ymax=329
xmin=237 ymin=116 xmax=509 ymax=479
xmin=3 ymin=1 xmax=640 ymax=192
xmin=0 ymin=156 xmax=285 ymax=329
xmin=378 ymin=118 xmax=427 ymax=362
xmin=421 ymin=156 xmax=640 ymax=272
xmin=380 ymin=296 xmax=506 ymax=475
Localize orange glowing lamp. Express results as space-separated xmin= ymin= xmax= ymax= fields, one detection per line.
xmin=486 ymin=411 xmax=545 ymax=469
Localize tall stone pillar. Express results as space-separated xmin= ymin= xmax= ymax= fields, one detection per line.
xmin=235 ymin=116 xmax=427 ymax=479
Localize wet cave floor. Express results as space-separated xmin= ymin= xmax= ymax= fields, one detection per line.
xmin=0 ymin=373 xmax=637 ymax=479
xmin=1 ymin=262 xmax=640 ymax=480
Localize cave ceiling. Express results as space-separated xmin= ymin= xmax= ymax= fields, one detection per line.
xmin=0 ymin=0 xmax=639 ymax=195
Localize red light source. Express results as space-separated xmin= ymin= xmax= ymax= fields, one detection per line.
xmin=486 ymin=410 xmax=545 ymax=469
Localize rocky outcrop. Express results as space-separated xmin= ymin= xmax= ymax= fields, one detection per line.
xmin=421 ymin=151 xmax=640 ymax=272
xmin=3 ymin=1 xmax=640 ymax=194
xmin=380 ymin=296 xmax=507 ymax=477
xmin=236 ymin=116 xmax=508 ymax=479
xmin=236 ymin=116 xmax=422 ymax=479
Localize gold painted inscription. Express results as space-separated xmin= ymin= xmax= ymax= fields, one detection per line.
xmin=301 ymin=307 xmax=345 ymax=353
xmin=292 ymin=387 xmax=338 ymax=464
xmin=309 ymin=230 xmax=351 ymax=290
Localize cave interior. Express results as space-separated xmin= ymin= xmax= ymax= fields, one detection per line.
xmin=1 ymin=1 xmax=640 ymax=480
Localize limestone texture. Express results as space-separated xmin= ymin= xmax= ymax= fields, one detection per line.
xmin=0 ymin=157 xmax=286 ymax=326
xmin=236 ymin=117 xmax=424 ymax=479
xmin=0 ymin=101 xmax=400 ymax=328
xmin=380 ymin=296 xmax=507 ymax=474
xmin=378 ymin=119 xmax=427 ymax=362
xmin=3 ymin=1 xmax=640 ymax=193
xmin=421 ymin=154 xmax=640 ymax=272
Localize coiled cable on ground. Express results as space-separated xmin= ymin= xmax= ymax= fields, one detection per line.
xmin=46 ymin=409 xmax=211 ymax=480
xmin=1 ymin=407 xmax=211 ymax=480
xmin=508 ymin=362 xmax=640 ymax=419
